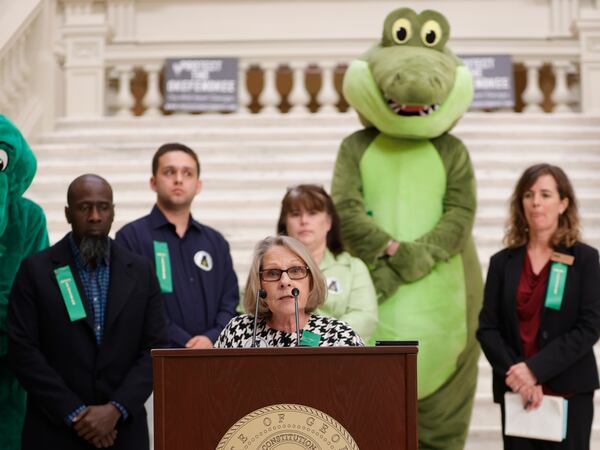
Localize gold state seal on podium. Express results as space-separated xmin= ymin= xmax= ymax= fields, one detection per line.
xmin=217 ymin=403 xmax=359 ymax=450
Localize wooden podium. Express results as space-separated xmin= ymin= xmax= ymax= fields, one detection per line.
xmin=152 ymin=345 xmax=417 ymax=449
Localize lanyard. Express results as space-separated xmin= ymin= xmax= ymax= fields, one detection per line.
xmin=153 ymin=241 xmax=173 ymax=293
xmin=54 ymin=265 xmax=87 ymax=321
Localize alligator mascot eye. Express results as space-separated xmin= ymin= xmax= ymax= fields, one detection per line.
xmin=331 ymin=8 xmax=482 ymax=450
xmin=0 ymin=114 xmax=48 ymax=448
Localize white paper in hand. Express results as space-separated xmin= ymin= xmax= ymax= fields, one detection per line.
xmin=504 ymin=392 xmax=568 ymax=442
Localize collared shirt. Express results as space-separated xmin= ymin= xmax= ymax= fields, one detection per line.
xmin=115 ymin=205 xmax=238 ymax=346
xmin=68 ymin=234 xmax=110 ymax=345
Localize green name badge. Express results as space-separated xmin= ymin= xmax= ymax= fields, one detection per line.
xmin=54 ymin=265 xmax=87 ymax=322
xmin=153 ymin=241 xmax=173 ymax=293
xmin=545 ymin=261 xmax=568 ymax=311
xmin=300 ymin=330 xmax=321 ymax=347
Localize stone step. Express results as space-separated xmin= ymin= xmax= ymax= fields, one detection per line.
xmin=27 ymin=194 xmax=600 ymax=233
xmin=48 ymin=112 xmax=600 ymax=133
xmin=49 ymin=112 xmax=600 ymax=131
xmin=25 ymin=176 xmax=600 ymax=206
xmin=39 ymin=116 xmax=600 ymax=145
xmin=32 ymin=154 xmax=600 ymax=180
xmin=25 ymin=179 xmax=600 ymax=226
xmin=464 ymin=427 xmax=503 ymax=450
xmin=32 ymin=139 xmax=600 ymax=167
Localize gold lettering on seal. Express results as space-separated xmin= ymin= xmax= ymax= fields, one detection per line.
xmin=216 ymin=404 xmax=359 ymax=450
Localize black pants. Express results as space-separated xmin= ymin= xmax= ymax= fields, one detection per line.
xmin=500 ymin=392 xmax=594 ymax=450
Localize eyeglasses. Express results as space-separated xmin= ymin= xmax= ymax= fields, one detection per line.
xmin=259 ymin=266 xmax=310 ymax=282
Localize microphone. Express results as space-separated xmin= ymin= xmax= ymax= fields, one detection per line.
xmin=292 ymin=287 xmax=301 ymax=347
xmin=252 ymin=289 xmax=267 ymax=347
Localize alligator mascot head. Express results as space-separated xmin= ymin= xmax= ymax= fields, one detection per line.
xmin=343 ymin=7 xmax=473 ymax=139
xmin=0 ymin=115 xmax=38 ymax=238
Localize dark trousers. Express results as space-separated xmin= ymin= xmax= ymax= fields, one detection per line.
xmin=500 ymin=392 xmax=594 ymax=450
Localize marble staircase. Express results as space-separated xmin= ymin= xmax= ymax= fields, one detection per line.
xmin=26 ymin=112 xmax=600 ymax=449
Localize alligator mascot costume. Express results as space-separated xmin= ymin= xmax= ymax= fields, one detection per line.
xmin=331 ymin=8 xmax=482 ymax=450
xmin=0 ymin=115 xmax=48 ymax=449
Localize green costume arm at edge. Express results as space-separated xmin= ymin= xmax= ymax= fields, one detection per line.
xmin=331 ymin=127 xmax=392 ymax=264
xmin=24 ymin=201 xmax=49 ymax=257
xmin=0 ymin=200 xmax=48 ymax=356
xmin=387 ymin=133 xmax=477 ymax=280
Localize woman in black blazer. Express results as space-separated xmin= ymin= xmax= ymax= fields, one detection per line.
xmin=477 ymin=163 xmax=600 ymax=450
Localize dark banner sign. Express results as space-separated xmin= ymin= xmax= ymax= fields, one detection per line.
xmin=163 ymin=58 xmax=238 ymax=112
xmin=461 ymin=55 xmax=515 ymax=110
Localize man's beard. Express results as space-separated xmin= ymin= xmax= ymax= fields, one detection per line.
xmin=79 ymin=236 xmax=109 ymax=263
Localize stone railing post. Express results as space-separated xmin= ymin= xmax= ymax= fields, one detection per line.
xmin=288 ymin=62 xmax=310 ymax=114
xmin=567 ymin=64 xmax=581 ymax=111
xmin=521 ymin=60 xmax=544 ymax=113
xmin=317 ymin=63 xmax=339 ymax=114
xmin=551 ymin=61 xmax=573 ymax=112
xmin=143 ymin=63 xmax=162 ymax=116
xmin=61 ymin=0 xmax=109 ymax=118
xmin=238 ymin=62 xmax=252 ymax=114
xmin=115 ymin=65 xmax=134 ymax=116
xmin=259 ymin=63 xmax=280 ymax=114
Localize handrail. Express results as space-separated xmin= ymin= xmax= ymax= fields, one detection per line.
xmin=0 ymin=0 xmax=48 ymax=137
xmin=0 ymin=0 xmax=44 ymax=58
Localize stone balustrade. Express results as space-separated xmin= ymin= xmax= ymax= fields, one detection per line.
xmin=3 ymin=0 xmax=600 ymax=136
xmin=104 ymin=57 xmax=581 ymax=117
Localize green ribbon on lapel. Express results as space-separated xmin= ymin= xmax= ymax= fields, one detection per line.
xmin=545 ymin=262 xmax=568 ymax=311
xmin=55 ymin=265 xmax=87 ymax=321
xmin=153 ymin=240 xmax=173 ymax=293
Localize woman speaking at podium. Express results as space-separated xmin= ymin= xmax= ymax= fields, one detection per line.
xmin=215 ymin=236 xmax=363 ymax=348
xmin=477 ymin=164 xmax=600 ymax=450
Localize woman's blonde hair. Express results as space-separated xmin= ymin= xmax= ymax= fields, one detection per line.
xmin=504 ymin=163 xmax=580 ymax=248
xmin=243 ymin=236 xmax=327 ymax=319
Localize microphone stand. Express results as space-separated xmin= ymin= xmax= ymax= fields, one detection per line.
xmin=252 ymin=289 xmax=267 ymax=347
xmin=292 ymin=288 xmax=301 ymax=347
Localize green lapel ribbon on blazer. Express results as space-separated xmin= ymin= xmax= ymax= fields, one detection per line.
xmin=54 ymin=265 xmax=87 ymax=321
xmin=545 ymin=262 xmax=568 ymax=311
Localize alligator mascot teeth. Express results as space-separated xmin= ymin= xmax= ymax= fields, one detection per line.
xmin=331 ymin=8 xmax=482 ymax=450
xmin=0 ymin=115 xmax=48 ymax=449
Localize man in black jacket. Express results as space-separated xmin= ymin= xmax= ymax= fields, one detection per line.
xmin=8 ymin=174 xmax=167 ymax=449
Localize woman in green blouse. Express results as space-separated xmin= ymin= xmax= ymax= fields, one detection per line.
xmin=277 ymin=185 xmax=378 ymax=341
